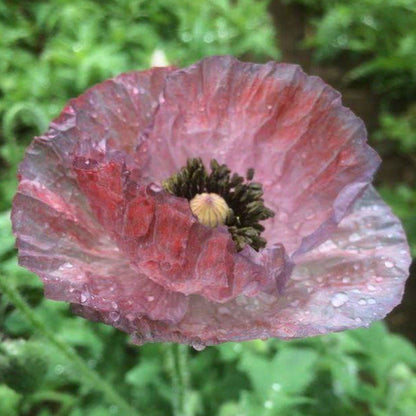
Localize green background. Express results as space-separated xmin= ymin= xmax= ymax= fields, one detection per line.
xmin=0 ymin=1 xmax=415 ymax=415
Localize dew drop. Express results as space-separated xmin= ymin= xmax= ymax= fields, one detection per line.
xmin=384 ymin=261 xmax=394 ymax=268
xmin=59 ymin=262 xmax=73 ymax=270
xmin=367 ymin=284 xmax=376 ymax=291
xmin=191 ymin=340 xmax=206 ymax=351
xmin=109 ymin=311 xmax=120 ymax=322
xmin=148 ymin=183 xmax=163 ymax=193
xmin=358 ymin=298 xmax=367 ymax=305
xmin=355 ymin=317 xmax=363 ymax=323
xmin=272 ymin=383 xmax=281 ymax=392
xmin=80 ymin=287 xmax=90 ymax=303
xmin=147 ymin=296 xmax=155 ymax=302
xmin=348 ymin=233 xmax=361 ymax=243
xmin=367 ymin=298 xmax=376 ymax=305
xmin=331 ymin=292 xmax=349 ymax=307
xmin=342 ymin=277 xmax=351 ymax=284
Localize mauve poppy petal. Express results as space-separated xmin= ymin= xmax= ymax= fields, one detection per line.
xmin=103 ymin=186 xmax=409 ymax=346
xmin=11 ymin=68 xmax=189 ymax=323
xmin=141 ymin=56 xmax=380 ymax=256
xmin=50 ymin=67 xmax=175 ymax=161
xmin=72 ymin=147 xmax=289 ymax=303
xmin=12 ymin=188 xmax=187 ymax=323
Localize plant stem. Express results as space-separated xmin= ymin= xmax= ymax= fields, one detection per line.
xmin=0 ymin=279 xmax=140 ymax=416
xmin=165 ymin=343 xmax=192 ymax=416
xmin=165 ymin=344 xmax=182 ymax=416
xmin=178 ymin=344 xmax=191 ymax=402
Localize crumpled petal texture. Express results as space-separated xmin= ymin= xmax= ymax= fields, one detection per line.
xmin=72 ymin=147 xmax=287 ymax=303
xmin=72 ymin=186 xmax=411 ymax=345
xmin=142 ymin=56 xmax=381 ymax=256
xmin=11 ymin=56 xmax=411 ymax=346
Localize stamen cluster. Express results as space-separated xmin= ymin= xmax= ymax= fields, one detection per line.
xmin=162 ymin=158 xmax=275 ymax=251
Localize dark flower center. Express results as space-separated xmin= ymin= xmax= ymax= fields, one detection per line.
xmin=162 ymin=158 xmax=275 ymax=252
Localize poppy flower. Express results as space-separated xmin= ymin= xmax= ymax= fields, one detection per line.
xmin=12 ymin=56 xmax=411 ymax=348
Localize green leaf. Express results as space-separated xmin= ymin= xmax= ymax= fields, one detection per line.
xmin=239 ymin=347 xmax=318 ymax=398
xmin=0 ymin=384 xmax=21 ymax=416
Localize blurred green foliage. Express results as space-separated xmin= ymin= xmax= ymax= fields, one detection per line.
xmin=0 ymin=0 xmax=415 ymax=415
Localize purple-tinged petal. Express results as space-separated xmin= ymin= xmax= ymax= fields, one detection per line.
xmin=39 ymin=67 xmax=175 ymax=168
xmin=72 ymin=148 xmax=289 ymax=303
xmin=105 ymin=187 xmax=409 ymax=345
xmin=141 ymin=56 xmax=380 ymax=256
xmin=11 ymin=68 xmax=188 ymax=323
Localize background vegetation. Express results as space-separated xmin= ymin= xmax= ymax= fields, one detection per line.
xmin=0 ymin=0 xmax=415 ymax=415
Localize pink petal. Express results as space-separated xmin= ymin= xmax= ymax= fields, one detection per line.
xmin=104 ymin=187 xmax=410 ymax=345
xmin=72 ymin=148 xmax=289 ymax=303
xmin=12 ymin=68 xmax=188 ymax=323
xmin=140 ymin=56 xmax=380 ymax=256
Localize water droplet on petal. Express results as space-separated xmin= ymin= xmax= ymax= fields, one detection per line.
xmin=147 ymin=183 xmax=163 ymax=193
xmin=358 ymin=298 xmax=367 ymax=305
xmin=147 ymin=296 xmax=155 ymax=302
xmin=59 ymin=262 xmax=73 ymax=270
xmin=331 ymin=292 xmax=349 ymax=307
xmin=109 ymin=311 xmax=120 ymax=322
xmin=191 ymin=339 xmax=206 ymax=351
xmin=348 ymin=233 xmax=361 ymax=242
xmin=80 ymin=286 xmax=90 ymax=303
xmin=367 ymin=298 xmax=376 ymax=305
xmin=384 ymin=261 xmax=394 ymax=268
